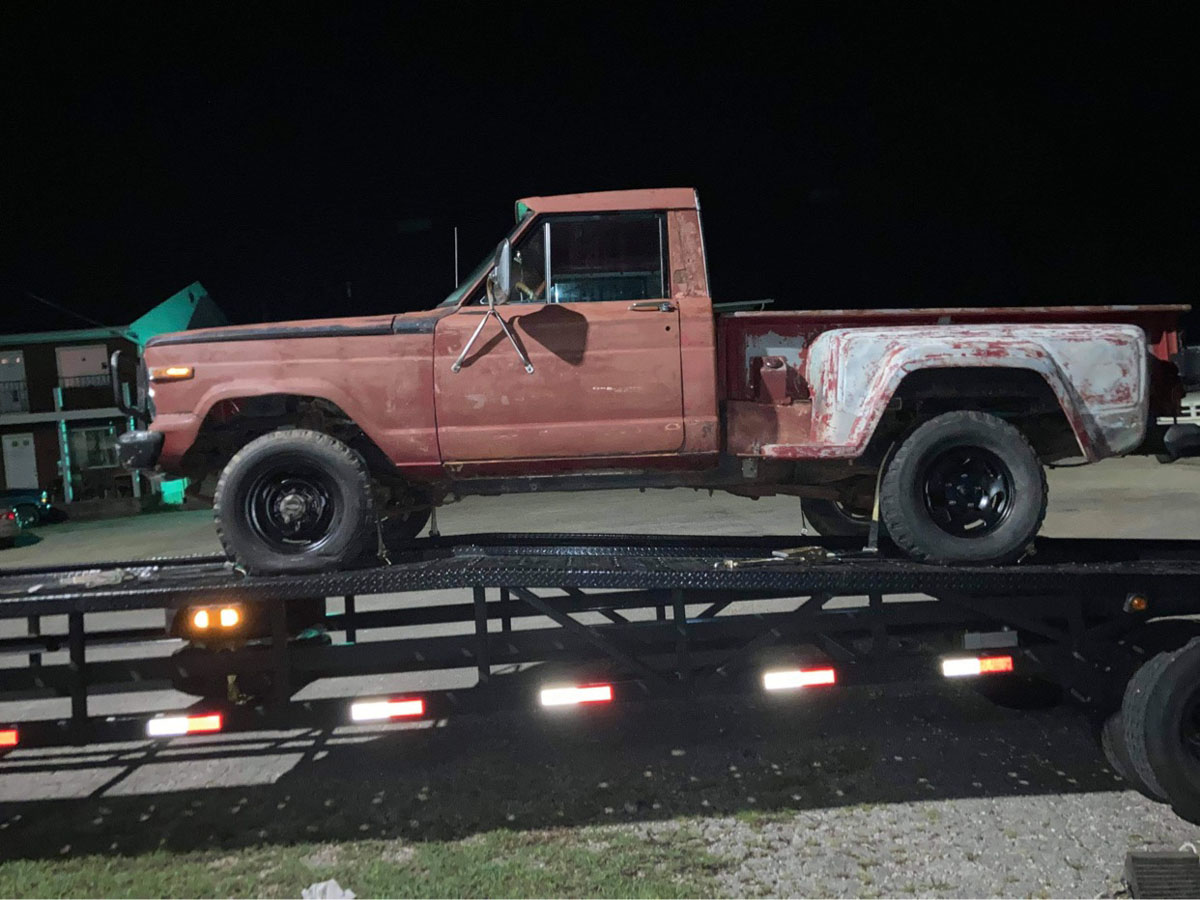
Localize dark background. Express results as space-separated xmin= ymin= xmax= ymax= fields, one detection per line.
xmin=2 ymin=3 xmax=1197 ymax=332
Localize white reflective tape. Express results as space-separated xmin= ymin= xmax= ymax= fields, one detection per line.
xmin=942 ymin=657 xmax=984 ymax=678
xmin=539 ymin=685 xmax=614 ymax=707
xmin=762 ymin=668 xmax=837 ymax=691
xmin=146 ymin=714 xmax=222 ymax=737
xmin=146 ymin=717 xmax=189 ymax=737
xmin=350 ymin=699 xmax=425 ymax=722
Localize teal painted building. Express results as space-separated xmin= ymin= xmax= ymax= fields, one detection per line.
xmin=0 ymin=283 xmax=226 ymax=502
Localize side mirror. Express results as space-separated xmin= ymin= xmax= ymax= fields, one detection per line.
xmin=486 ymin=239 xmax=513 ymax=306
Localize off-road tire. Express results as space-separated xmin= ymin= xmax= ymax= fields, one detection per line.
xmin=880 ymin=410 xmax=1047 ymax=565
xmin=214 ymin=429 xmax=376 ymax=575
xmin=801 ymin=498 xmax=872 ymax=538
xmin=381 ymin=505 xmax=432 ymax=547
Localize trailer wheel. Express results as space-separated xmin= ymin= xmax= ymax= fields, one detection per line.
xmin=801 ymin=499 xmax=871 ymax=538
xmin=1101 ymin=710 xmax=1167 ymax=801
xmin=880 ymin=411 xmax=1046 ymax=565
xmin=214 ymin=429 xmax=376 ymax=574
xmin=1120 ymin=637 xmax=1200 ymax=822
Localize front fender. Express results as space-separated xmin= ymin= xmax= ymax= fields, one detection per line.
xmin=804 ymin=323 xmax=1148 ymax=460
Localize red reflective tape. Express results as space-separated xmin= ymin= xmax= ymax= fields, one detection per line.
xmin=185 ymin=714 xmax=222 ymax=733
xmin=0 ymin=729 xmax=17 ymax=748
xmin=979 ymin=656 xmax=1014 ymax=674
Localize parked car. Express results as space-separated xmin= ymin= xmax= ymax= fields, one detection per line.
xmin=0 ymin=489 xmax=53 ymax=527
xmin=115 ymin=187 xmax=1187 ymax=574
xmin=0 ymin=508 xmax=19 ymax=549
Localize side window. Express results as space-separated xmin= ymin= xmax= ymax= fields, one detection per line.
xmin=548 ymin=213 xmax=666 ymax=303
xmin=510 ymin=223 xmax=547 ymax=303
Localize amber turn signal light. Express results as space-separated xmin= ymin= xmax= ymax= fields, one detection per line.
xmin=189 ymin=605 xmax=244 ymax=632
xmin=149 ymin=365 xmax=194 ymax=382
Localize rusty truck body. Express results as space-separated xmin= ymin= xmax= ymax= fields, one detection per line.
xmin=116 ymin=188 xmax=1187 ymax=573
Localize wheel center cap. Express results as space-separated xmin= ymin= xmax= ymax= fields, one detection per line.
xmin=277 ymin=492 xmax=309 ymax=523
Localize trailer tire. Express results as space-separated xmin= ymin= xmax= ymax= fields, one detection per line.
xmin=1101 ymin=710 xmax=1167 ymax=801
xmin=1121 ymin=637 xmax=1200 ymax=822
xmin=214 ymin=429 xmax=376 ymax=574
xmin=880 ymin=411 xmax=1046 ymax=565
xmin=801 ymin=499 xmax=872 ymax=538
xmin=1120 ymin=641 xmax=1189 ymax=811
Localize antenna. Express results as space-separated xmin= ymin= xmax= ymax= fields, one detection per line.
xmin=25 ymin=292 xmax=129 ymax=341
xmin=454 ymin=226 xmax=460 ymax=287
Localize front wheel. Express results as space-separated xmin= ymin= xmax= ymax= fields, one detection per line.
xmin=880 ymin=410 xmax=1046 ymax=565
xmin=213 ymin=429 xmax=377 ymax=575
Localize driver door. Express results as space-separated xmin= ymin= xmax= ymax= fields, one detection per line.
xmin=433 ymin=211 xmax=684 ymax=463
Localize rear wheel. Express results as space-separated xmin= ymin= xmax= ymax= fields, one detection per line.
xmin=801 ymin=499 xmax=872 ymax=538
xmin=880 ymin=411 xmax=1046 ymax=565
xmin=13 ymin=504 xmax=39 ymax=528
xmin=214 ymin=429 xmax=377 ymax=575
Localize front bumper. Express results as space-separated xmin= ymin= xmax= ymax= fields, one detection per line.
xmin=117 ymin=430 xmax=164 ymax=470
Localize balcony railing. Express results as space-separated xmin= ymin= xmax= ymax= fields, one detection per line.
xmin=58 ymin=374 xmax=112 ymax=389
xmin=0 ymin=380 xmax=29 ymax=413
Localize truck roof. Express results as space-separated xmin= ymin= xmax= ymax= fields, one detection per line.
xmin=518 ymin=187 xmax=699 ymax=214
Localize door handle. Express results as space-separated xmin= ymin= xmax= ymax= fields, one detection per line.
xmin=629 ymin=301 xmax=676 ymax=312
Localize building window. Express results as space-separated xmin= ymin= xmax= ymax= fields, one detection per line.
xmin=69 ymin=425 xmax=119 ymax=469
xmin=56 ymin=344 xmax=111 ymax=388
xmin=0 ymin=350 xmax=29 ymax=413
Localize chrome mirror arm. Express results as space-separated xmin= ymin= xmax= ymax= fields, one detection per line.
xmin=450 ymin=307 xmax=535 ymax=374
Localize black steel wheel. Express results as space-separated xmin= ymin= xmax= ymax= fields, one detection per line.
xmin=921 ymin=446 xmax=1013 ymax=537
xmin=880 ymin=410 xmax=1047 ymax=565
xmin=801 ymin=498 xmax=872 ymax=538
xmin=214 ymin=429 xmax=376 ymax=574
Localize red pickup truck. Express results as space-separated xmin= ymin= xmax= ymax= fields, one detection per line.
xmin=116 ymin=188 xmax=1187 ymax=573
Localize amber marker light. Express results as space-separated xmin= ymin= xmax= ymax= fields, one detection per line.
xmin=149 ymin=365 xmax=194 ymax=382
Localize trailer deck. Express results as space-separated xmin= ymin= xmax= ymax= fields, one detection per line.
xmin=4 ymin=531 xmax=1200 ymax=823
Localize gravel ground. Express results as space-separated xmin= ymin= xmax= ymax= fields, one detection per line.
xmin=700 ymin=792 xmax=1188 ymax=898
xmin=3 ymin=681 xmax=1198 ymax=895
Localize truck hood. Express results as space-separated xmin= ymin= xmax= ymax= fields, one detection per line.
xmin=145 ymin=310 xmax=451 ymax=347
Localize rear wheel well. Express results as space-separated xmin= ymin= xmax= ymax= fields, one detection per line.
xmin=869 ymin=367 xmax=1081 ymax=462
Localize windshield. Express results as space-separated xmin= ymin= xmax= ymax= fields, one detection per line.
xmin=437 ymin=217 xmax=529 ymax=308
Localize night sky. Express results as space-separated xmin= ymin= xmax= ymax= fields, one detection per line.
xmin=3 ymin=4 xmax=1198 ymax=333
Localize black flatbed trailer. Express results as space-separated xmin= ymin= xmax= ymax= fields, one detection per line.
xmin=4 ymin=531 xmax=1200 ymax=822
